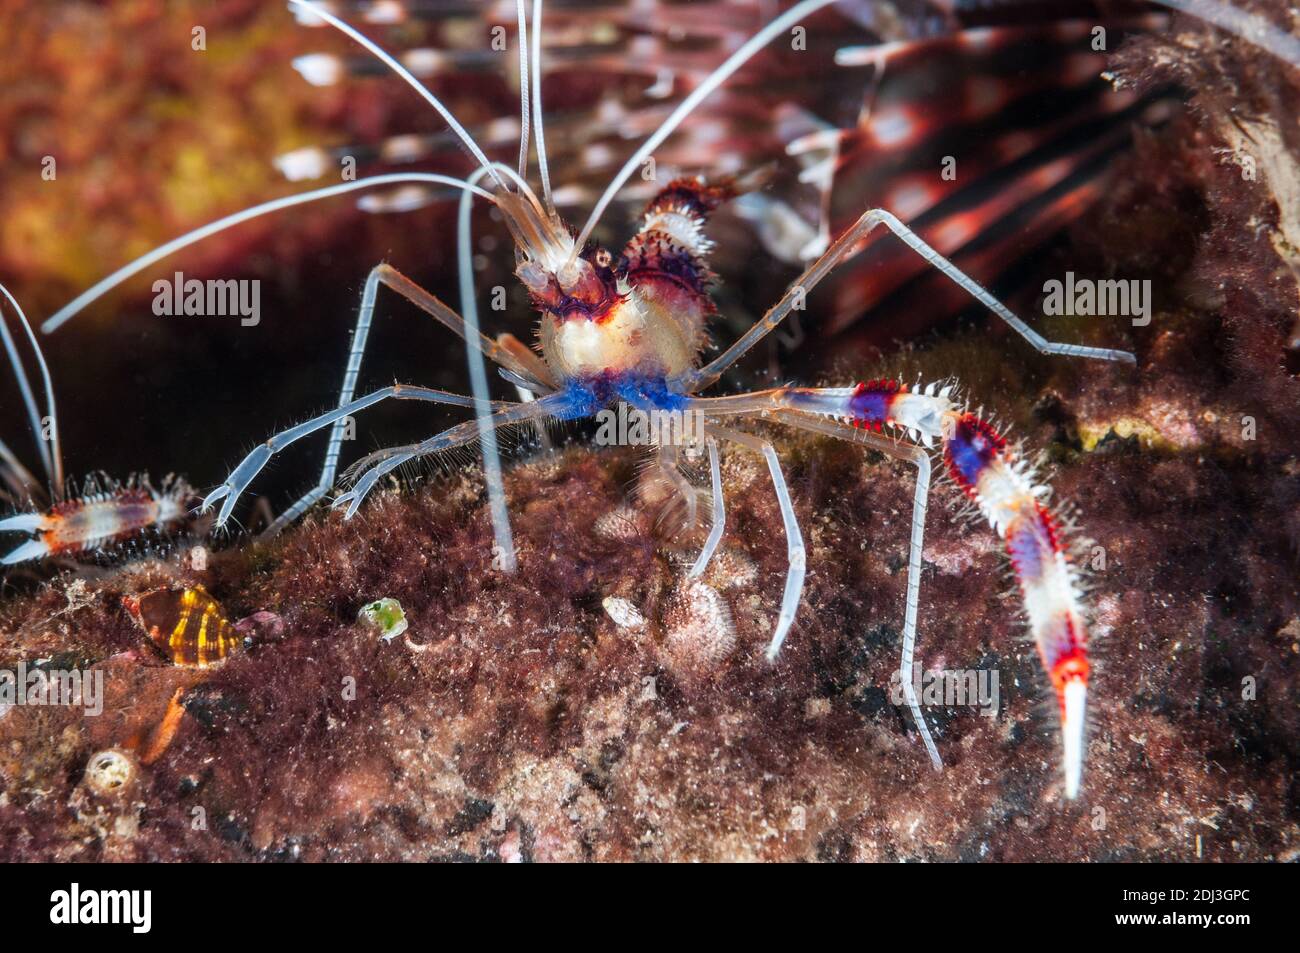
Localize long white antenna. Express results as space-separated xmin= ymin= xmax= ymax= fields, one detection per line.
xmin=568 ymin=0 xmax=1298 ymax=253
xmin=573 ymin=0 xmax=839 ymax=252
xmin=287 ymin=0 xmax=507 ymax=189
xmin=42 ymin=173 xmax=495 ymax=334
xmin=0 ymin=435 xmax=41 ymax=503
xmin=531 ymin=0 xmax=555 ymax=215
xmin=516 ymin=0 xmax=531 ymax=181
xmin=458 ymin=164 xmax=518 ymax=572
xmin=0 ymin=303 xmax=47 ymax=484
xmin=0 ymin=283 xmax=63 ymax=496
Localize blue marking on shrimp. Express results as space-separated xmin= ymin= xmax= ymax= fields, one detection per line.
xmin=614 ymin=374 xmax=689 ymax=413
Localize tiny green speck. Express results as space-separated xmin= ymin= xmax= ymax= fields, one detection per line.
xmin=358 ymin=598 xmax=409 ymax=643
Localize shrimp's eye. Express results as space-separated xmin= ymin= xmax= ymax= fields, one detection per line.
xmin=594 ymin=249 xmax=612 ymax=269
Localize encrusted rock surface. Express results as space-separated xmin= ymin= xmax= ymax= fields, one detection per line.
xmin=1 ymin=328 xmax=1296 ymax=860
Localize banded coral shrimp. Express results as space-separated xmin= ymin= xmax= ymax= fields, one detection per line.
xmin=33 ymin=0 xmax=1300 ymax=806
xmin=0 ymin=283 xmax=198 ymax=569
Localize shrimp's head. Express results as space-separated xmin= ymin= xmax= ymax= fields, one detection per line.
xmin=491 ymin=187 xmax=615 ymax=311
xmin=498 ymin=184 xmax=703 ymax=379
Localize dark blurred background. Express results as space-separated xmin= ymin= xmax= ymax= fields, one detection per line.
xmin=0 ymin=0 xmax=1169 ymax=517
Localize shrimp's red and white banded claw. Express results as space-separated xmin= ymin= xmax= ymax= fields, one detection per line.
xmin=0 ymin=478 xmax=196 ymax=565
xmin=776 ymin=379 xmax=1093 ymax=797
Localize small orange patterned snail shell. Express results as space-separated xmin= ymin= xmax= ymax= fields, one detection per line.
xmin=123 ymin=585 xmax=243 ymax=669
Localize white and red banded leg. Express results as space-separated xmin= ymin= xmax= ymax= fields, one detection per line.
xmin=692 ymin=379 xmax=1092 ymax=798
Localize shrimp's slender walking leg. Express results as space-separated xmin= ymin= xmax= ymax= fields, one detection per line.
xmin=684 ymin=207 xmax=1133 ymax=392
xmin=333 ymin=394 xmax=565 ymax=519
xmin=699 ymin=401 xmax=941 ymax=768
xmin=496 ymin=333 xmax=556 ymax=391
xmin=707 ymin=425 xmax=805 ymax=662
xmin=496 ymin=331 xmax=557 ymax=450
xmin=687 ymin=436 xmax=725 ymax=579
xmin=766 ymin=409 xmax=944 ymax=772
xmin=655 ymin=444 xmax=698 ymax=531
xmin=684 ymin=385 xmax=958 ymax=770
xmin=264 ymin=264 xmax=538 ymax=536
xmin=204 ymin=385 xmax=512 ymax=528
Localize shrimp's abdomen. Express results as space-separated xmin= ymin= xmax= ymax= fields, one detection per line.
xmin=44 ymin=491 xmax=169 ymax=554
xmin=1 ymin=480 xmax=192 ymax=564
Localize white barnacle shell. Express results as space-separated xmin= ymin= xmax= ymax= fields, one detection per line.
xmin=603 ymin=596 xmax=646 ymax=630
xmin=82 ymin=748 xmax=139 ymax=800
xmin=593 ymin=505 xmax=646 ymax=541
xmin=660 ymin=581 xmax=736 ymax=677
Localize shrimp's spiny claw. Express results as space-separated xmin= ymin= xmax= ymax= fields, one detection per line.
xmin=794 ymin=377 xmax=1093 ymax=797
xmin=203 ymin=444 xmax=273 ymax=527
